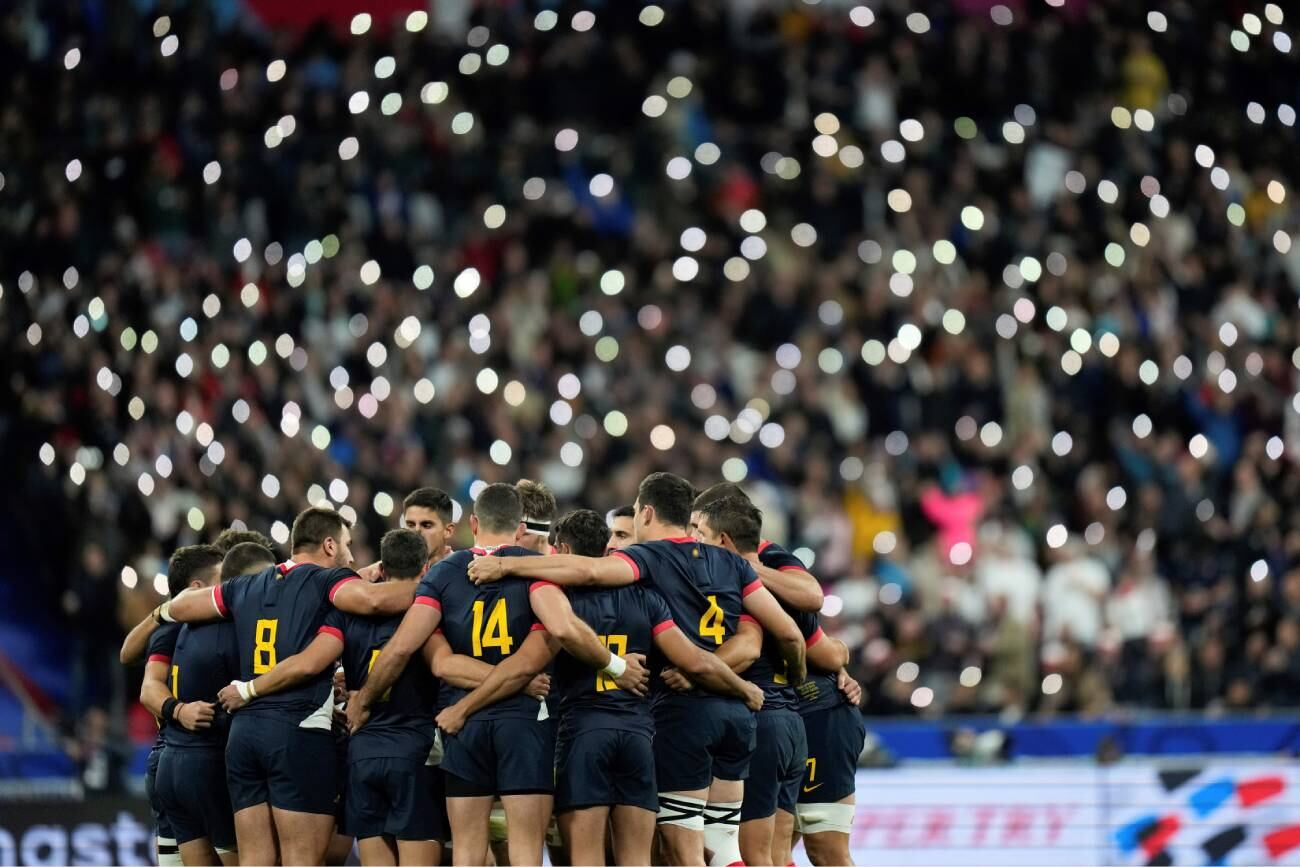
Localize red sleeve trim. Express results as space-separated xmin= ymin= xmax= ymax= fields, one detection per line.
xmin=148 ymin=654 xmax=171 ymax=666
xmin=530 ymin=622 xmax=547 ymax=632
xmin=651 ymin=619 xmax=676 ymax=636
xmin=328 ymin=575 xmax=360 ymax=603
xmin=213 ymin=585 xmax=228 ymax=617
xmin=611 ymin=550 xmax=640 ymax=580
xmin=758 ymin=539 xmax=773 ymax=554
xmin=529 ymin=580 xmax=558 ymax=594
xmin=806 ymin=627 xmax=825 ymax=648
xmin=413 ymin=596 xmax=441 ymax=610
xmin=742 ymin=578 xmax=763 ymax=597
xmin=318 ymin=625 xmax=344 ymax=643
xmin=777 ymin=565 xmax=806 ymax=573
xmin=739 ymin=614 xmax=758 ymax=626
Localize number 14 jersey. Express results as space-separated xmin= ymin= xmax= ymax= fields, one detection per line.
xmin=415 ymin=546 xmax=550 ymax=720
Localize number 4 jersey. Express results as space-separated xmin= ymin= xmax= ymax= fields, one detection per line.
xmin=414 ymin=546 xmax=550 ymax=720
xmin=215 ymin=560 xmax=360 ymax=729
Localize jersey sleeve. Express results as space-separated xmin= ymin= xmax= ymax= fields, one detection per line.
xmin=213 ymin=573 xmax=250 ymax=619
xmin=321 ymin=566 xmax=361 ymax=606
xmin=757 ymin=540 xmax=808 ymax=572
xmin=644 ymin=588 xmax=676 ymax=636
xmin=738 ymin=556 xmax=763 ymax=598
xmin=792 ymin=609 xmax=823 ymax=645
xmin=413 ymin=559 xmax=450 ymax=611
xmin=610 ymin=543 xmax=651 ymax=583
xmin=318 ymin=608 xmax=347 ymax=644
xmin=146 ymin=622 xmax=180 ymax=666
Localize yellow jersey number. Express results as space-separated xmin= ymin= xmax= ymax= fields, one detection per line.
xmin=367 ymin=648 xmax=393 ymax=702
xmin=595 ymin=635 xmax=629 ymax=692
xmin=170 ymin=665 xmax=179 ymax=699
xmin=699 ymin=595 xmax=726 ymax=645
xmin=252 ymin=618 xmax=278 ymax=674
xmin=471 ymin=598 xmax=514 ymax=657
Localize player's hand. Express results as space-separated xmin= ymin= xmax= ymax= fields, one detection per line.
xmin=333 ymin=669 xmax=348 ymax=704
xmin=836 ymin=668 xmax=862 ymax=705
xmin=346 ymin=698 xmax=371 ymax=734
xmin=614 ymin=653 xmax=650 ymax=696
xmin=525 ymin=673 xmax=551 ymax=700
xmin=467 ymin=556 xmax=506 ymax=585
xmin=176 ymin=701 xmax=215 ymax=731
xmin=660 ymin=667 xmax=694 ymax=693
xmin=217 ymin=684 xmax=247 ymax=713
xmin=358 ymin=562 xmax=384 ymax=583
xmin=787 ymin=658 xmax=807 ymax=688
xmin=742 ymin=682 xmax=765 ymax=713
xmin=435 ymin=704 xmax=468 ymax=736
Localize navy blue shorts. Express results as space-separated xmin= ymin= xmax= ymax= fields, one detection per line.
xmin=555 ymin=728 xmax=656 ymax=813
xmin=347 ymin=756 xmax=447 ymax=842
xmin=652 ymin=694 xmax=756 ymax=793
xmin=441 ymin=716 xmax=557 ymax=796
xmin=225 ymin=714 xmax=339 ymax=815
xmin=798 ymin=703 xmax=865 ymax=804
xmin=155 ymin=747 xmax=236 ymax=849
xmin=741 ymin=709 xmax=807 ymax=821
xmin=145 ymin=745 xmax=176 ymax=842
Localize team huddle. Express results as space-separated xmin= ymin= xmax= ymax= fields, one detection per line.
xmin=121 ymin=472 xmax=865 ymax=866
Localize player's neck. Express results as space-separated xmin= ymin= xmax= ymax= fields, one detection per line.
xmin=640 ymin=522 xmax=689 ymax=543
xmin=473 ymin=531 xmax=517 ymax=550
xmin=288 ymin=550 xmax=336 ymax=569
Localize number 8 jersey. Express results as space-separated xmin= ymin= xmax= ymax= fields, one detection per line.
xmin=415 ymin=546 xmax=549 ymax=719
xmin=216 ymin=560 xmax=360 ymax=728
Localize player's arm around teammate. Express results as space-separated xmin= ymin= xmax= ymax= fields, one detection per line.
xmin=661 ymin=617 xmax=763 ymax=692
xmin=217 ymin=629 xmax=343 ymax=712
xmin=434 ymin=630 xmax=559 ymax=735
xmin=654 ymin=623 xmax=764 ymax=710
xmin=428 ymin=631 xmax=552 ymax=699
xmin=467 ymin=550 xmax=637 ymax=588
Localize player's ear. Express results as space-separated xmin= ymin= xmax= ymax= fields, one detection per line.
xmin=515 ymin=523 xmax=527 ymax=543
xmin=444 ymin=522 xmax=456 ymax=539
xmin=469 ymin=514 xmax=480 ymax=535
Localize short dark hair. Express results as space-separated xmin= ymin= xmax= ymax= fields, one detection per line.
xmin=213 ymin=527 xmax=275 ymax=555
xmin=221 ymin=543 xmax=276 ymax=580
xmin=474 ymin=483 xmax=523 ymax=534
xmin=693 ymin=482 xmax=750 ymax=512
xmin=403 ymin=487 xmax=454 ymax=524
xmin=698 ymin=496 xmax=763 ymax=554
xmin=611 ymin=505 xmax=635 ymax=519
xmin=554 ymin=510 xmax=611 ymax=558
xmin=167 ymin=545 xmax=224 ymax=598
xmin=380 ymin=529 xmax=428 ymax=579
xmin=291 ymin=507 xmax=352 ymax=553
xmin=637 ymin=472 xmax=695 ymax=529
xmin=516 ymin=479 xmax=557 ymax=522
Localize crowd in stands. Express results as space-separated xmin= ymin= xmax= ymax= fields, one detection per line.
xmin=2 ymin=0 xmax=1298 ymax=747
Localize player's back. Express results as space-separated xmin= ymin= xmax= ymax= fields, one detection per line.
xmin=331 ymin=608 xmax=438 ymax=758
xmin=217 ymin=560 xmax=359 ymax=727
xmin=555 ymin=584 xmax=673 ymax=736
xmin=417 ymin=546 xmax=546 ymax=720
xmin=167 ymin=621 xmax=241 ymax=748
xmin=611 ymin=538 xmax=759 ymax=660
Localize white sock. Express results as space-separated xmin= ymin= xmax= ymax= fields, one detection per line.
xmin=702 ymin=800 xmax=743 ymax=866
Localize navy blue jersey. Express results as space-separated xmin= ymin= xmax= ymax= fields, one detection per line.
xmin=166 ymin=622 xmax=241 ymax=749
xmin=215 ymin=560 xmax=359 ymax=728
xmin=789 ymin=610 xmax=845 ymax=714
xmin=757 ymin=540 xmax=808 ymax=574
xmin=325 ymin=604 xmax=438 ymax=761
xmin=147 ymin=623 xmax=182 ymax=746
xmin=613 ymin=538 xmax=759 ymax=654
xmin=415 ymin=546 xmax=549 ymax=721
xmin=555 ymin=585 xmax=675 ymax=736
xmin=743 ymin=602 xmax=820 ymax=712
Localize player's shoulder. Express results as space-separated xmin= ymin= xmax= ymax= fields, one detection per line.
xmin=756 ymin=539 xmax=804 ymax=570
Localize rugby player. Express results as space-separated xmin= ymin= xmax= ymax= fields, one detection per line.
xmin=154 ymin=545 xmax=246 ymax=866
xmin=160 ymin=507 xmax=417 ymax=865
xmin=467 ymin=472 xmax=807 ymax=867
xmin=136 ymin=546 xmax=226 ymax=867
xmin=227 ymin=529 xmax=442 ymax=866
xmin=605 ymin=505 xmax=635 ymax=553
xmin=515 ymin=479 xmax=557 ymax=554
xmin=348 ymin=483 xmax=649 ymax=867
xmin=359 ymin=487 xmax=458 ymax=582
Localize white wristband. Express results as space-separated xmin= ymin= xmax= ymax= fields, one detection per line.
xmin=158 ymin=600 xmax=176 ymax=623
xmin=234 ymin=680 xmax=256 ymax=702
xmin=601 ymin=653 xmax=627 ymax=680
